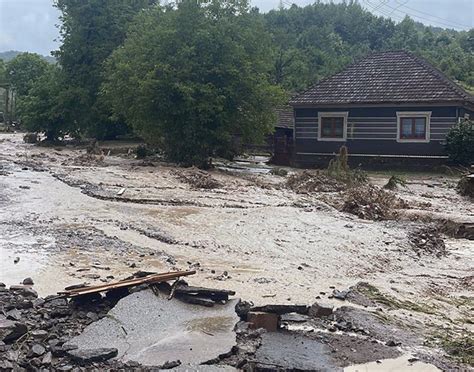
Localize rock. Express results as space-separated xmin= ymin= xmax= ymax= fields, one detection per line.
xmin=332 ymin=289 xmax=349 ymax=300
xmin=31 ymin=344 xmax=46 ymax=356
xmin=160 ymin=360 xmax=181 ymax=369
xmin=42 ymin=351 xmax=53 ymax=365
xmin=66 ymin=347 xmax=118 ymax=364
xmin=22 ymin=277 xmax=34 ymax=285
xmin=9 ymin=285 xmax=38 ymax=298
xmin=83 ymin=274 xmax=100 ymax=280
xmin=386 ymin=340 xmax=401 ymax=347
xmin=14 ymin=257 xmax=20 ymax=264
xmin=86 ymin=312 xmax=99 ymax=322
xmin=235 ymin=300 xmax=252 ymax=319
xmin=0 ymin=319 xmax=27 ymax=342
xmin=6 ymin=309 xmax=22 ymax=321
xmin=0 ymin=360 xmax=14 ymax=370
xmin=0 ymin=282 xmax=5 ymax=288
xmin=309 ymin=302 xmax=334 ymax=318
xmin=31 ymin=330 xmax=48 ymax=340
xmin=129 ymin=284 xmax=148 ymax=294
xmin=247 ymin=312 xmax=279 ymax=332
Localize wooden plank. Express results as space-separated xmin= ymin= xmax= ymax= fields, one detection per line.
xmin=59 ymin=270 xmax=196 ymax=297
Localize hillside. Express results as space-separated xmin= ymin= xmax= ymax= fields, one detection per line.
xmin=0 ymin=50 xmax=56 ymax=64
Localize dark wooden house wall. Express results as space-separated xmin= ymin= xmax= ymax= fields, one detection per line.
xmin=294 ymin=105 xmax=463 ymax=165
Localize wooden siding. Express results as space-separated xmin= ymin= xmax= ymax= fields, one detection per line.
xmin=293 ymin=106 xmax=461 ymax=159
xmin=295 ymin=116 xmax=457 ymax=141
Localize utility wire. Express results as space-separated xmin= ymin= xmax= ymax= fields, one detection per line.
xmin=366 ymin=0 xmax=470 ymax=30
xmin=393 ymin=0 xmax=472 ymax=29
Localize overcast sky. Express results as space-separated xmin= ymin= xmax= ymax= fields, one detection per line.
xmin=0 ymin=0 xmax=473 ymax=56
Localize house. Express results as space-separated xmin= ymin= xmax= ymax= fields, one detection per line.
xmin=289 ymin=50 xmax=474 ymax=167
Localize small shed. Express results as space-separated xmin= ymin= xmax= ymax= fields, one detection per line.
xmin=289 ymin=50 xmax=474 ymax=167
xmin=271 ymin=107 xmax=294 ymax=165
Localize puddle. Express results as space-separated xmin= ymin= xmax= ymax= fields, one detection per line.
xmin=344 ymin=355 xmax=441 ymax=372
xmin=184 ymin=315 xmax=235 ymax=334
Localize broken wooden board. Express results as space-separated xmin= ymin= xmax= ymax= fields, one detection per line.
xmin=250 ymin=304 xmax=309 ymax=315
xmin=59 ymin=270 xmax=196 ymax=297
xmin=175 ymin=285 xmax=236 ymax=301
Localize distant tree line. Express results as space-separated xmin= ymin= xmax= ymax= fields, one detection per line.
xmin=1 ymin=0 xmax=472 ymax=166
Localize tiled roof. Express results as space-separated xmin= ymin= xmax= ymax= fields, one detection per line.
xmin=275 ymin=108 xmax=294 ymax=129
xmin=290 ymin=50 xmax=474 ymax=106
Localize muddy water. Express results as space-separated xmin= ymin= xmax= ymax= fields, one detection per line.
xmin=0 ymin=134 xmax=473 ymax=370
xmin=344 ymin=355 xmax=441 ymax=372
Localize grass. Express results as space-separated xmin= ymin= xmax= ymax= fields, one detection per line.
xmin=425 ymin=331 xmax=474 ymax=366
xmin=355 ymin=283 xmax=437 ymax=315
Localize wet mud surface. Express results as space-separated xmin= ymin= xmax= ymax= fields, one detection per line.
xmin=0 ymin=133 xmax=473 ymax=370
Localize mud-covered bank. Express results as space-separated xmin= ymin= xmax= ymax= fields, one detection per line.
xmin=0 ymin=133 xmax=473 ymax=369
xmin=0 ymin=280 xmax=453 ymax=371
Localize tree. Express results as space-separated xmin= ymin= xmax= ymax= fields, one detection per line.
xmin=103 ymin=0 xmax=285 ymax=167
xmin=6 ymin=53 xmax=49 ymax=97
xmin=16 ymin=65 xmax=74 ymax=141
xmin=445 ymin=120 xmax=474 ymax=166
xmin=53 ymin=0 xmax=157 ymax=139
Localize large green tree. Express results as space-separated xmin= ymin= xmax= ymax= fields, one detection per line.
xmin=103 ymin=0 xmax=284 ymax=166
xmin=6 ymin=53 xmax=49 ymax=97
xmin=16 ymin=65 xmax=75 ymax=141
xmin=53 ymin=0 xmax=157 ymax=139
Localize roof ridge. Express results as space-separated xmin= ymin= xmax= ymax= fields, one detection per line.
xmin=403 ymin=50 xmax=473 ymax=103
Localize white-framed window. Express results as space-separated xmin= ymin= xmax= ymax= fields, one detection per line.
xmin=396 ymin=111 xmax=431 ymax=143
xmin=317 ymin=112 xmax=348 ymax=141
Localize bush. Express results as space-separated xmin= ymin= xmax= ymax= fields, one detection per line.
xmin=445 ymin=120 xmax=474 ymax=166
xmin=384 ymin=175 xmax=407 ymax=190
xmin=135 ymin=145 xmax=150 ymax=159
xmin=327 ymin=146 xmax=368 ymax=185
xmin=23 ymin=133 xmax=38 ymax=144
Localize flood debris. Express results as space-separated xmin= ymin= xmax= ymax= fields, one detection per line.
xmin=342 ymin=184 xmax=409 ymax=220
xmin=409 ymin=227 xmax=447 ymax=258
xmin=174 ymin=167 xmax=222 ymax=189
xmin=457 ymin=173 xmax=474 ymax=198
xmin=286 ymin=170 xmax=346 ymax=193
xmin=59 ymin=270 xmax=196 ymax=298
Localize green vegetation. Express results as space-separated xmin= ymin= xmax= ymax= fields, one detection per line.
xmin=2 ymin=0 xmax=473 ymax=165
xmin=355 ymin=282 xmax=437 ymax=314
xmin=445 ymin=120 xmax=474 ymax=166
xmin=16 ymin=65 xmax=73 ymax=141
xmin=6 ymin=53 xmax=49 ymax=98
xmin=384 ymin=175 xmax=407 ymax=190
xmin=53 ymin=0 xmax=157 ymax=139
xmin=327 ymin=145 xmax=368 ymax=185
xmin=426 ymin=331 xmax=474 ymax=366
xmin=104 ymin=0 xmax=284 ymax=167
xmin=265 ymin=3 xmax=473 ymax=91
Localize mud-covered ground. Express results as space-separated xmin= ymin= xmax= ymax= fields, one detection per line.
xmin=0 ymin=133 xmax=472 ymax=370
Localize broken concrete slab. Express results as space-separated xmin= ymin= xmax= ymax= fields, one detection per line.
xmin=67 ymin=348 xmax=118 ymax=364
xmin=254 ymin=331 xmax=342 ymax=371
xmin=309 ymin=302 xmax=334 ymax=318
xmin=65 ymin=289 xmax=239 ymax=367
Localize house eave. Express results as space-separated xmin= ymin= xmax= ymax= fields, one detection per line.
xmin=289 ymin=100 xmax=474 ymax=109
